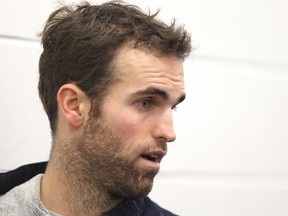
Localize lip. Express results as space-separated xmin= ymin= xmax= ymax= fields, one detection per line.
xmin=140 ymin=150 xmax=166 ymax=169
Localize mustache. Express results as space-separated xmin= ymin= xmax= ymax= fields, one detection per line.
xmin=139 ymin=141 xmax=167 ymax=154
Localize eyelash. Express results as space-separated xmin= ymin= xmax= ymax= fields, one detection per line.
xmin=136 ymin=98 xmax=178 ymax=111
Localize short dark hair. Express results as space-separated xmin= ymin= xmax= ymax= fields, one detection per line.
xmin=38 ymin=0 xmax=192 ymax=134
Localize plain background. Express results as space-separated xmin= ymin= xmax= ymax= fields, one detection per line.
xmin=1 ymin=0 xmax=288 ymax=215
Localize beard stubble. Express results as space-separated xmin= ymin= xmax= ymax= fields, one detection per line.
xmin=65 ymin=114 xmax=160 ymax=203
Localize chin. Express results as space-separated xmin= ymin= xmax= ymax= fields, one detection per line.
xmin=126 ymin=184 xmax=154 ymax=199
xmin=112 ymin=176 xmax=155 ymax=199
xmin=135 ymin=175 xmax=157 ymax=197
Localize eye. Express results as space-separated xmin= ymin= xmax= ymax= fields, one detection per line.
xmin=136 ymin=99 xmax=152 ymax=111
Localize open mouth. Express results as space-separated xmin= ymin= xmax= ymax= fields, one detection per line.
xmin=141 ymin=154 xmax=159 ymax=163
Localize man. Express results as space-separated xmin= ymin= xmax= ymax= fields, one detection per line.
xmin=0 ymin=1 xmax=191 ymax=215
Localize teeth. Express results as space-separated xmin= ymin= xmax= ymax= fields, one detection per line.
xmin=149 ymin=154 xmax=158 ymax=159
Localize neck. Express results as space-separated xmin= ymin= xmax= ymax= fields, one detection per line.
xmin=40 ymin=143 xmax=123 ymax=216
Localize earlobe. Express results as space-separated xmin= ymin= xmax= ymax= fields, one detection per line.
xmin=57 ymin=84 xmax=88 ymax=128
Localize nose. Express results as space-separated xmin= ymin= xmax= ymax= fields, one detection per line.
xmin=152 ymin=110 xmax=176 ymax=143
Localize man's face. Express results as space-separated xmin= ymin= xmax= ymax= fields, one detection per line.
xmin=77 ymin=46 xmax=185 ymax=199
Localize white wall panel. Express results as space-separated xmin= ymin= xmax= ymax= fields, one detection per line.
xmin=1 ymin=0 xmax=288 ymax=64
xmin=0 ymin=42 xmax=51 ymax=170
xmin=163 ymin=58 xmax=288 ymax=174
xmin=150 ymin=173 xmax=288 ymax=216
xmin=130 ymin=0 xmax=288 ymax=65
xmin=0 ymin=1 xmax=53 ymax=39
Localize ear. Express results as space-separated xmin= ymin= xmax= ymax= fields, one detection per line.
xmin=57 ymin=84 xmax=90 ymax=128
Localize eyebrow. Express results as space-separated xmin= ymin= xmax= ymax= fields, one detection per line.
xmin=133 ymin=87 xmax=186 ymax=106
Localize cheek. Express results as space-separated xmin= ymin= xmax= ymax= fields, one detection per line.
xmin=103 ymin=105 xmax=149 ymax=143
xmin=114 ymin=115 xmax=140 ymax=139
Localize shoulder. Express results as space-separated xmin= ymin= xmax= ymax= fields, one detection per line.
xmin=0 ymin=182 xmax=28 ymax=215
xmin=0 ymin=161 xmax=47 ymax=195
xmin=0 ymin=174 xmax=43 ymax=216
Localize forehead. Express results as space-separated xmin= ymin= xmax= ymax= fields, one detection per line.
xmin=111 ymin=45 xmax=185 ymax=92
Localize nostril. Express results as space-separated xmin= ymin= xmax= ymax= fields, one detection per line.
xmin=163 ymin=131 xmax=176 ymax=143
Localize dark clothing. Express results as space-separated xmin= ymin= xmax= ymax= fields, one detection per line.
xmin=0 ymin=162 xmax=177 ymax=216
xmin=0 ymin=161 xmax=47 ymax=195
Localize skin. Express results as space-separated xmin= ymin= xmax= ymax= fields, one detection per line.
xmin=41 ymin=45 xmax=186 ymax=216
